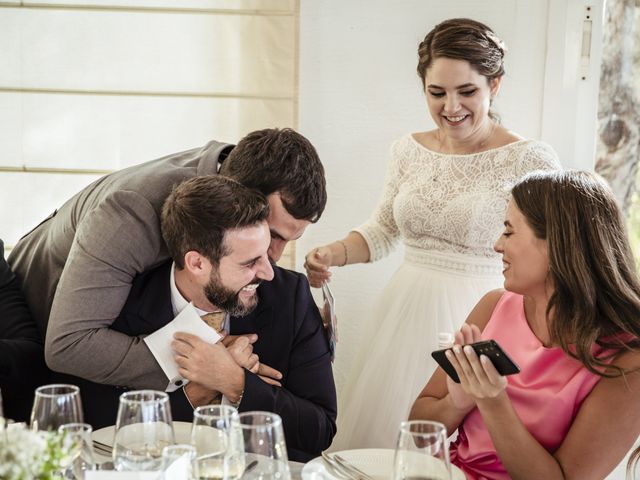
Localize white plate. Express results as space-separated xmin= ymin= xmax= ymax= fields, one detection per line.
xmin=301 ymin=448 xmax=465 ymax=480
xmin=91 ymin=421 xmax=193 ymax=462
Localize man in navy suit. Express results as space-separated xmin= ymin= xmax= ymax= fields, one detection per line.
xmin=0 ymin=239 xmax=49 ymax=421
xmin=67 ymin=175 xmax=336 ymax=461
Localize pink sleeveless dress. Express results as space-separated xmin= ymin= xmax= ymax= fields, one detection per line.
xmin=450 ymin=292 xmax=606 ymax=479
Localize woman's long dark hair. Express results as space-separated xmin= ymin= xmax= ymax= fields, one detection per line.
xmin=511 ymin=170 xmax=640 ymax=377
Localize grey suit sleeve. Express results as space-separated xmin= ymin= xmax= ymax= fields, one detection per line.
xmin=45 ymin=190 xmax=169 ymax=389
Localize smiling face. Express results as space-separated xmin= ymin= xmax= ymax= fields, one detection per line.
xmin=494 ymin=200 xmax=550 ymax=297
xmin=425 ymin=57 xmax=501 ymax=144
xmin=202 ymin=221 xmax=274 ymax=316
xmin=266 ymin=193 xmax=311 ymax=262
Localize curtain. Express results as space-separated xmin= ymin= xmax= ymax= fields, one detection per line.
xmin=0 ymin=0 xmax=299 ymax=267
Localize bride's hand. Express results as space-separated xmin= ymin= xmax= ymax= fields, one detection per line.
xmin=304 ymin=246 xmax=333 ymax=288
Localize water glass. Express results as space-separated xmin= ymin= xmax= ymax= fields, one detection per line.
xmin=59 ymin=423 xmax=95 ymax=479
xmin=393 ymin=420 xmax=451 ymax=480
xmin=162 ymin=444 xmax=198 ymax=479
xmin=31 ymin=384 xmax=83 ymax=431
xmin=238 ymin=411 xmax=290 ymax=480
xmin=191 ymin=405 xmax=244 ymax=480
xmin=301 ymin=463 xmax=326 ymax=480
xmin=113 ymin=390 xmax=175 ymax=472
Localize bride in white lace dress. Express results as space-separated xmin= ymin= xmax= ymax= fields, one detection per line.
xmin=304 ymin=18 xmax=561 ymax=450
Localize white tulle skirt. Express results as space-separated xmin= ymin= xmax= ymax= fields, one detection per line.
xmin=331 ymin=247 xmax=503 ymax=451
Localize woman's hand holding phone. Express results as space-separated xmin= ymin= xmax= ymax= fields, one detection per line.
xmin=437 ymin=324 xmax=515 ymax=405
xmin=445 ymin=325 xmax=479 ymax=410
xmin=447 ymin=339 xmax=509 ymax=400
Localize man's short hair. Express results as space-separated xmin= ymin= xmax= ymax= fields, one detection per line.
xmin=220 ymin=128 xmax=327 ymax=223
xmin=161 ymin=176 xmax=269 ymax=268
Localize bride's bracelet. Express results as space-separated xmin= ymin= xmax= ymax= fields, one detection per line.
xmin=337 ymin=240 xmax=348 ymax=267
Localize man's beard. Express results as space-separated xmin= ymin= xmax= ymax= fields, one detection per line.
xmin=204 ymin=273 xmax=261 ymax=317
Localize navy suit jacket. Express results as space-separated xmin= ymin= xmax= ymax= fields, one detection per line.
xmin=0 ymin=239 xmax=50 ymax=421
xmin=64 ymin=261 xmax=337 ymax=462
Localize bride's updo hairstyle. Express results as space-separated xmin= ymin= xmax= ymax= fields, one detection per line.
xmin=417 ymin=18 xmax=507 ymax=88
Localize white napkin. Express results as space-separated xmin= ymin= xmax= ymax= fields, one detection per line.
xmin=85 ymin=454 xmax=190 ymax=480
xmin=144 ymin=303 xmax=222 ymax=387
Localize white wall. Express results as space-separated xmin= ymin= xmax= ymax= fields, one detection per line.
xmin=298 ymin=1 xmax=632 ymax=477
xmin=542 ymin=0 xmax=604 ymax=170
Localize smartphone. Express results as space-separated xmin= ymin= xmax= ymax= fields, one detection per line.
xmin=431 ymin=339 xmax=520 ymax=383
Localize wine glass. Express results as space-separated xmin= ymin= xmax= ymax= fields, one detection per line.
xmin=238 ymin=411 xmax=290 ymax=480
xmin=59 ymin=422 xmax=96 ymax=479
xmin=31 ymin=384 xmax=83 ymax=431
xmin=112 ymin=390 xmax=175 ymax=472
xmin=392 ymin=420 xmax=451 ymax=480
xmin=191 ymin=405 xmax=244 ymax=480
xmin=162 ymin=444 xmax=198 ymax=479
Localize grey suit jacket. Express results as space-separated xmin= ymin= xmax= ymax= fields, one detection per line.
xmin=8 ymin=140 xmax=231 ymax=389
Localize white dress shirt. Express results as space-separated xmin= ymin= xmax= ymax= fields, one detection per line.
xmin=152 ymin=263 xmax=232 ymax=406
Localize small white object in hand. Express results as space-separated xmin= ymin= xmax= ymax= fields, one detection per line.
xmin=438 ymin=332 xmax=454 ymax=349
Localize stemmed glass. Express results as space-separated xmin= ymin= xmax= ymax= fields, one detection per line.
xmin=59 ymin=423 xmax=96 ymax=479
xmin=191 ymin=405 xmax=244 ymax=480
xmin=392 ymin=420 xmax=451 ymax=480
xmin=162 ymin=444 xmax=198 ymax=479
xmin=30 ymin=384 xmax=83 ymax=431
xmin=112 ymin=390 xmax=175 ymax=472
xmin=238 ymin=411 xmax=290 ymax=480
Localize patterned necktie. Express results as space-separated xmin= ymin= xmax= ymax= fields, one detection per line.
xmin=200 ymin=311 xmax=225 ymax=333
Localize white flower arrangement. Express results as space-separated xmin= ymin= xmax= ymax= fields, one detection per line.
xmin=0 ymin=417 xmax=72 ymax=480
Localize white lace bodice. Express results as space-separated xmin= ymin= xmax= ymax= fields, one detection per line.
xmin=355 ymin=134 xmax=561 ymax=261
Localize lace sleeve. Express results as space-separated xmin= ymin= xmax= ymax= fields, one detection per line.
xmin=514 ymin=141 xmax=562 ymax=178
xmin=352 ymin=139 xmax=406 ymax=262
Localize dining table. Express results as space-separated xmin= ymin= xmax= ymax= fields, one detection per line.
xmin=92 ymin=428 xmax=306 ymax=478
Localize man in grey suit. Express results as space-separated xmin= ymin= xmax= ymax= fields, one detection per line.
xmin=8 ymin=128 xmax=326 ymax=397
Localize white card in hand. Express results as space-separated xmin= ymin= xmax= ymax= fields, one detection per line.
xmin=143 ymin=303 xmax=222 ymax=386
xmin=321 ymin=282 xmax=338 ymax=361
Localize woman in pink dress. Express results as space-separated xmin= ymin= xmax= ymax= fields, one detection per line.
xmin=411 ymin=170 xmax=640 ymax=479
